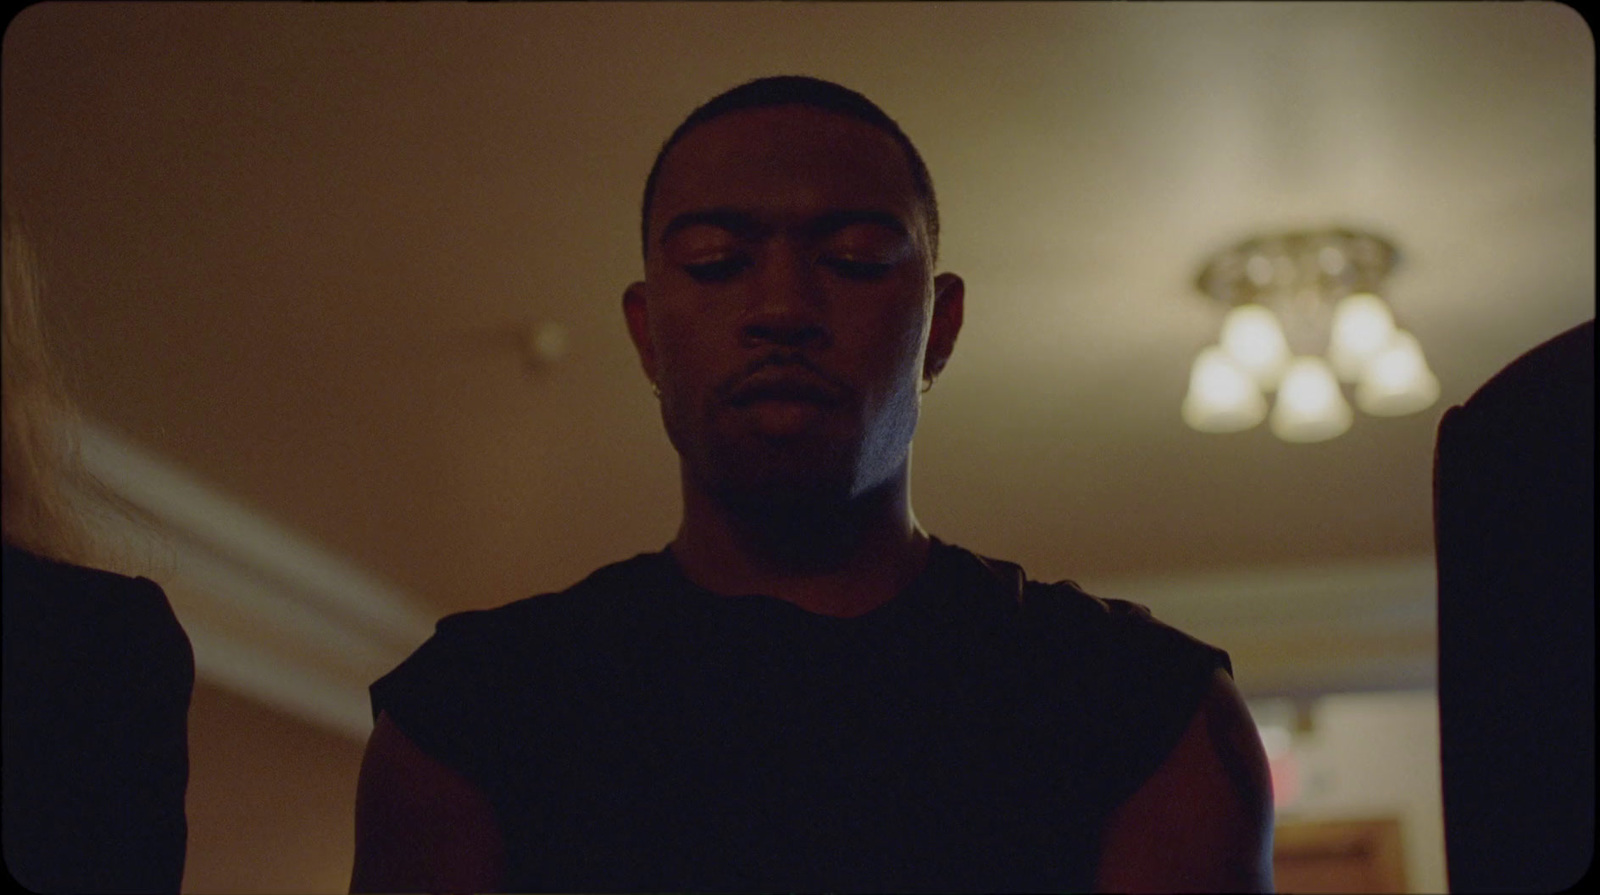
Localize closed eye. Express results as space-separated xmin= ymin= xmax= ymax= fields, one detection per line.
xmin=683 ymin=257 xmax=751 ymax=283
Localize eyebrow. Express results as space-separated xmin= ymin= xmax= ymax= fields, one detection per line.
xmin=803 ymin=210 xmax=910 ymax=241
xmin=657 ymin=207 xmax=910 ymax=248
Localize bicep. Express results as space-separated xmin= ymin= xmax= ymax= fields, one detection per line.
xmin=1093 ymin=668 xmax=1274 ymax=894
xmin=350 ymin=711 xmax=506 ymax=893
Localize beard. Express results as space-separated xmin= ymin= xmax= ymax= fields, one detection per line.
xmin=659 ymin=376 xmax=921 ymax=573
xmin=664 ymin=381 xmax=920 ymax=514
xmin=685 ymin=413 xmax=861 ymax=511
xmin=685 ymin=423 xmax=912 ymax=573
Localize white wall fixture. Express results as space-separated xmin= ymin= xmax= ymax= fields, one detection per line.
xmin=1183 ymin=229 xmax=1439 ymax=442
xmin=522 ymin=320 xmax=570 ymax=371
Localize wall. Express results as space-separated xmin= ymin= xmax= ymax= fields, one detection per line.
xmin=1257 ymin=689 xmax=1447 ymax=893
xmin=183 ymin=680 xmax=365 ymax=894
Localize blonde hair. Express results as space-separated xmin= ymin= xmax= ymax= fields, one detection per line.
xmin=2 ymin=204 xmax=154 ymax=571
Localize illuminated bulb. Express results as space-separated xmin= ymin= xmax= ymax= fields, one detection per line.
xmin=1328 ymin=292 xmax=1396 ymax=382
xmin=1270 ymin=356 xmax=1352 ymax=442
xmin=1182 ymin=346 xmax=1266 ymax=433
xmin=1356 ymin=329 xmax=1440 ymax=416
xmin=1219 ymin=304 xmax=1291 ymax=389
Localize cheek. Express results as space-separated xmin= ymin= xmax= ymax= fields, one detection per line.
xmin=649 ymin=307 xmax=713 ymax=375
xmin=650 ymin=306 xmax=736 ymax=419
xmin=852 ymin=297 xmax=932 ymax=381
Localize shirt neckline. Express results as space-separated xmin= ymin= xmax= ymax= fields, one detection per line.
xmin=651 ymin=535 xmax=960 ymax=628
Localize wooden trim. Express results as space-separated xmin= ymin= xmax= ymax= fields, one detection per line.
xmin=1274 ymin=816 xmax=1409 ymax=893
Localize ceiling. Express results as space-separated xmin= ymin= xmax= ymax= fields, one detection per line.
xmin=3 ymin=3 xmax=1592 ymax=702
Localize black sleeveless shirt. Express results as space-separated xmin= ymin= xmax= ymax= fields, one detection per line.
xmin=370 ymin=539 xmax=1230 ymax=893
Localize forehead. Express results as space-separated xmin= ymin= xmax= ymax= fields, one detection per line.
xmin=651 ymin=106 xmax=924 ymax=241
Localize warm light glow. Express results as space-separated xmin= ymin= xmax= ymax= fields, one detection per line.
xmin=1318 ymin=245 xmax=1347 ymax=276
xmin=1187 ymin=229 xmax=1421 ymax=442
xmin=1182 ymin=346 xmax=1266 ymax=433
xmin=1219 ymin=304 xmax=1290 ymax=389
xmin=1246 ymin=254 xmax=1276 ymax=286
xmin=1257 ymin=724 xmax=1293 ymax=760
xmin=1356 ymin=329 xmax=1440 ymax=416
xmin=1270 ymin=356 xmax=1352 ymax=442
xmin=1256 ymin=721 xmax=1301 ymax=808
xmin=1328 ymin=292 xmax=1396 ymax=382
xmin=1269 ymin=749 xmax=1302 ymax=809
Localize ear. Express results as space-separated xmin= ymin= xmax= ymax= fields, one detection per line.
xmin=923 ymin=272 xmax=965 ymax=382
xmin=622 ymin=281 xmax=658 ymax=386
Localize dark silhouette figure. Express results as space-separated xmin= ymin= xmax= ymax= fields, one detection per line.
xmin=1434 ymin=318 xmax=1594 ymax=892
xmin=2 ymin=206 xmax=193 ymax=892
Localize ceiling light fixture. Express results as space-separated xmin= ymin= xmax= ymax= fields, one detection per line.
xmin=1183 ymin=228 xmax=1439 ymax=442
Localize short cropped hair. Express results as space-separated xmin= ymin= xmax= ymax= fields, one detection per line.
xmin=639 ymin=75 xmax=940 ymax=264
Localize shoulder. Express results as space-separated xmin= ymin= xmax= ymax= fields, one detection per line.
xmin=940 ymin=542 xmax=1229 ymax=667
xmin=366 ymin=550 xmax=672 ymax=791
xmin=3 ymin=544 xmax=193 ymax=678
xmin=1095 ymin=668 xmax=1275 ymax=892
xmin=2 ymin=547 xmax=193 ymax=763
xmin=1011 ymin=562 xmax=1232 ymax=678
xmin=947 ymin=542 xmax=1151 ymax=625
xmin=369 ymin=550 xmax=669 ymax=720
xmin=1468 ymin=319 xmax=1592 ymax=408
xmin=1446 ymin=319 xmax=1593 ymax=438
xmin=424 ymin=549 xmax=671 ymax=649
xmin=950 ymin=545 xmax=1239 ymax=800
xmin=5 ymin=542 xmax=172 ymax=613
xmin=375 ymin=550 xmax=667 ymax=708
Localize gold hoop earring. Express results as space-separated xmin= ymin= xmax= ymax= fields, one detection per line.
xmin=651 ymin=382 xmax=662 ymax=399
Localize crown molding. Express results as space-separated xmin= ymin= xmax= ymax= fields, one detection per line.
xmin=1081 ymin=555 xmax=1439 ymax=699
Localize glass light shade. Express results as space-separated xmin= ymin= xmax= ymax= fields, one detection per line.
xmin=1182 ymin=346 xmax=1266 ymax=433
xmin=1270 ymin=356 xmax=1352 ymax=442
xmin=1328 ymin=292 xmax=1396 ymax=382
xmin=1356 ymin=329 xmax=1440 ymax=416
xmin=1219 ymin=304 xmax=1290 ymax=389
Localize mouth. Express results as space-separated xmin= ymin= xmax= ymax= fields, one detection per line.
xmin=727 ymin=374 xmax=842 ymax=408
xmin=733 ymin=396 xmax=833 ymax=439
xmin=725 ymin=370 xmax=843 ymax=438
xmin=729 ymin=385 xmax=839 ymax=408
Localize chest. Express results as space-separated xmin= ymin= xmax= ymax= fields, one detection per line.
xmin=496 ymin=622 xmax=1099 ymax=891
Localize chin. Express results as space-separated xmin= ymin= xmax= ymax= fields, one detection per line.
xmin=701 ymin=442 xmax=858 ymax=509
xmin=721 ymin=464 xmax=853 ymax=508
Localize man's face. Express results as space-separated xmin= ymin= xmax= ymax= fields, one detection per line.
xmin=624 ymin=105 xmax=962 ymax=508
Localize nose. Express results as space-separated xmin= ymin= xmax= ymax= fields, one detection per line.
xmin=739 ymin=245 xmax=828 ymax=350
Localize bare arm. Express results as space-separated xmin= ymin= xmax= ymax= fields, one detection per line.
xmin=350 ymin=711 xmax=506 ymax=893
xmin=1094 ymin=668 xmax=1275 ymax=893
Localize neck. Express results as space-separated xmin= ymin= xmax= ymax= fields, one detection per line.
xmin=669 ymin=465 xmax=930 ymax=618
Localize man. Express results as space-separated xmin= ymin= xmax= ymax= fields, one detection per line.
xmin=351 ymin=76 xmax=1273 ymax=893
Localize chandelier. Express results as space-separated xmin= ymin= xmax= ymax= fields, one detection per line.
xmin=1182 ymin=227 xmax=1439 ymax=443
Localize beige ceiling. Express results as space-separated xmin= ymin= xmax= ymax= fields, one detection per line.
xmin=4 ymin=3 xmax=1593 ymax=637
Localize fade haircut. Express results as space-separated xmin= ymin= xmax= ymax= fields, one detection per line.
xmin=639 ymin=75 xmax=940 ymax=265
